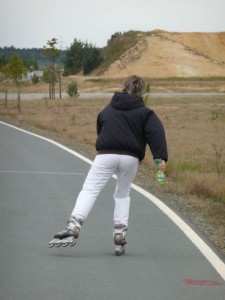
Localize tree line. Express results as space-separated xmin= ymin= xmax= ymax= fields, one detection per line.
xmin=0 ymin=46 xmax=66 ymax=70
xmin=0 ymin=38 xmax=103 ymax=76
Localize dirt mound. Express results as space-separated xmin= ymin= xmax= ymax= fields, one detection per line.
xmin=102 ymin=30 xmax=225 ymax=78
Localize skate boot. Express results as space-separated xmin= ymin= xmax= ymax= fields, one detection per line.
xmin=113 ymin=224 xmax=127 ymax=256
xmin=49 ymin=217 xmax=83 ymax=248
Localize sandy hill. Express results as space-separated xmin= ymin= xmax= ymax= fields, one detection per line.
xmin=101 ymin=30 xmax=225 ymax=78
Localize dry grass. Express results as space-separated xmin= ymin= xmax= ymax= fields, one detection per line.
xmin=146 ymin=95 xmax=225 ymax=201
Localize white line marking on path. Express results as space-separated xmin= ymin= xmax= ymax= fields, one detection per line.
xmin=1 ymin=120 xmax=225 ymax=281
xmin=0 ymin=170 xmax=85 ymax=175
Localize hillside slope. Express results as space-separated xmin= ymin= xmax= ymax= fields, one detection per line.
xmin=101 ymin=30 xmax=225 ymax=78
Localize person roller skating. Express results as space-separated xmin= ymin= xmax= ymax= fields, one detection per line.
xmin=48 ymin=75 xmax=168 ymax=255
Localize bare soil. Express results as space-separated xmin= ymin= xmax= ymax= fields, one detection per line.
xmin=102 ymin=30 xmax=225 ymax=78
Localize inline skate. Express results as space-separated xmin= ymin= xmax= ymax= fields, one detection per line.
xmin=113 ymin=224 xmax=127 ymax=256
xmin=49 ymin=217 xmax=83 ymax=248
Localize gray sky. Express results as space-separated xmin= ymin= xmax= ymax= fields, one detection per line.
xmin=0 ymin=0 xmax=225 ymax=49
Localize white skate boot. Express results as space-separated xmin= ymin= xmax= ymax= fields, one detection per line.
xmin=113 ymin=224 xmax=127 ymax=256
xmin=49 ymin=217 xmax=83 ymax=248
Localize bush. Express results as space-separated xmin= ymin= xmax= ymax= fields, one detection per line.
xmin=144 ymin=81 xmax=151 ymax=104
xmin=67 ymin=81 xmax=79 ymax=98
xmin=32 ymin=74 xmax=39 ymax=84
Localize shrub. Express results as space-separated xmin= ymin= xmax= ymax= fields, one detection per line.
xmin=32 ymin=74 xmax=39 ymax=84
xmin=67 ymin=81 xmax=79 ymax=98
xmin=144 ymin=81 xmax=151 ymax=104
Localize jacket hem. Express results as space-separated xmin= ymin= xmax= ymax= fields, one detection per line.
xmin=97 ymin=150 xmax=140 ymax=160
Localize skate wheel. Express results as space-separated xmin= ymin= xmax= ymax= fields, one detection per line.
xmin=115 ymin=249 xmax=125 ymax=256
xmin=115 ymin=245 xmax=125 ymax=256
xmin=62 ymin=242 xmax=69 ymax=247
xmin=55 ymin=242 xmax=62 ymax=247
xmin=48 ymin=243 xmax=55 ymax=248
xmin=69 ymin=240 xmax=76 ymax=247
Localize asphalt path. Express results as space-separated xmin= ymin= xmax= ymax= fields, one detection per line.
xmin=0 ymin=121 xmax=224 ymax=300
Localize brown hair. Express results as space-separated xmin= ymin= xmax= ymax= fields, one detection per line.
xmin=123 ymin=75 xmax=146 ymax=98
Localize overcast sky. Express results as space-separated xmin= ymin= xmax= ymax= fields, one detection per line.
xmin=0 ymin=0 xmax=225 ymax=49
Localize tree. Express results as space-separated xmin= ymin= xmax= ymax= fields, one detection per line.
xmin=23 ymin=59 xmax=39 ymax=70
xmin=2 ymin=53 xmax=27 ymax=112
xmin=63 ymin=39 xmax=102 ymax=75
xmin=63 ymin=39 xmax=84 ymax=75
xmin=0 ymin=46 xmax=67 ymax=68
xmin=0 ymin=55 xmax=7 ymax=69
xmin=83 ymin=44 xmax=103 ymax=75
xmin=3 ymin=52 xmax=27 ymax=82
xmin=42 ymin=38 xmax=61 ymax=99
xmin=107 ymin=32 xmax=122 ymax=45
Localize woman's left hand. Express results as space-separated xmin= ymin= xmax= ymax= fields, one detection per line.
xmin=159 ymin=160 xmax=166 ymax=172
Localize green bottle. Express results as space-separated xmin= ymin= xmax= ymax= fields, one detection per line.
xmin=155 ymin=159 xmax=165 ymax=185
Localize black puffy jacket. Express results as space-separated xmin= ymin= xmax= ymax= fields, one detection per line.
xmin=96 ymin=92 xmax=168 ymax=162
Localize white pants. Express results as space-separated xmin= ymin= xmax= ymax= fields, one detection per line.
xmin=71 ymin=154 xmax=138 ymax=226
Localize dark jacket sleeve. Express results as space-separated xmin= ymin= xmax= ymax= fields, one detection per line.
xmin=144 ymin=112 xmax=168 ymax=162
xmin=96 ymin=113 xmax=102 ymax=136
